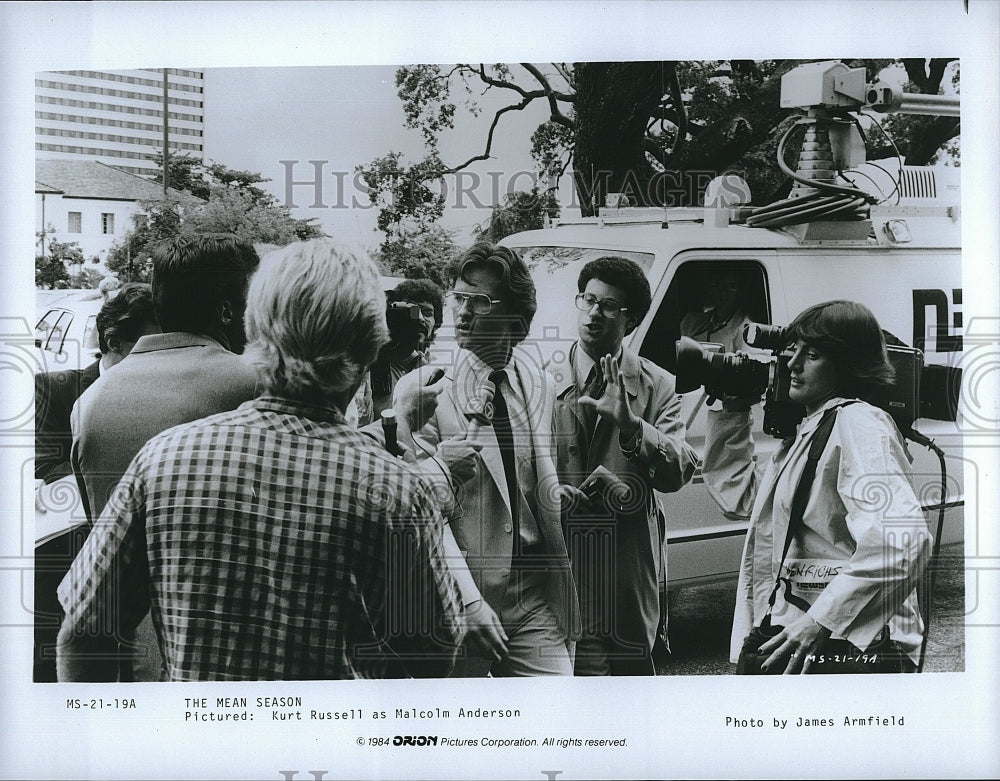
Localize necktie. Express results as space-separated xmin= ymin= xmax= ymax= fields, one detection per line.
xmin=580 ymin=364 xmax=605 ymax=436
xmin=488 ymin=370 xmax=520 ymax=536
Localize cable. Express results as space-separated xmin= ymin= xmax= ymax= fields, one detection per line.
xmin=746 ymin=116 xmax=878 ymax=229
xmin=903 ymin=426 xmax=948 ymax=674
xmin=775 ymin=117 xmax=880 ymax=200
xmin=838 ymin=168 xmax=888 ymax=202
xmin=859 ymin=111 xmax=905 ymax=204
xmin=863 ymin=160 xmax=902 ymax=205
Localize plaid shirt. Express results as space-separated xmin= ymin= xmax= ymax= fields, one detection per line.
xmin=58 ymin=396 xmax=463 ymax=680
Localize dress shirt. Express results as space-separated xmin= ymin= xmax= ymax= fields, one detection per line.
xmin=468 ymin=355 xmax=541 ymax=548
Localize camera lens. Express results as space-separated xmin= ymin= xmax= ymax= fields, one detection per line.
xmin=675 ymin=336 xmax=771 ymax=398
xmin=743 ymin=323 xmax=787 ymax=351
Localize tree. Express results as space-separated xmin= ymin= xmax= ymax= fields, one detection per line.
xmin=363 ymin=59 xmax=962 ymax=224
xmin=35 ymin=232 xmax=82 ymax=289
xmin=183 ymin=185 xmax=323 ymax=245
xmin=106 ymin=159 xmax=324 ymax=282
xmin=67 ymin=267 xmax=104 ymax=289
xmin=473 ymin=187 xmax=561 ymax=244
xmin=375 ymin=223 xmax=458 ymax=288
xmin=105 ymin=199 xmax=183 ymax=283
xmin=864 ymin=58 xmax=960 ymax=165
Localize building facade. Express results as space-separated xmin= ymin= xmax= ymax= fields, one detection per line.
xmin=36 ymin=159 xmax=201 ymax=267
xmin=35 ymin=69 xmax=204 ymax=178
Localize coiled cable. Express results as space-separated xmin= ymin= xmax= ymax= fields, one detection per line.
xmin=747 ymin=115 xmax=879 ymax=228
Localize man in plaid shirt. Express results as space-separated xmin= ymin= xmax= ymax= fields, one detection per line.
xmin=57 ymin=239 xmax=464 ymax=680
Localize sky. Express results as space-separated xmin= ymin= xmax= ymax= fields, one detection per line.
xmin=202 ymin=65 xmax=559 ymax=251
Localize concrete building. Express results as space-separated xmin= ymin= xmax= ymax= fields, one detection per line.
xmin=35 ymin=159 xmax=201 ymax=267
xmin=35 ymin=69 xmax=204 ymax=178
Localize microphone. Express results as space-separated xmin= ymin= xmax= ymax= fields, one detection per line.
xmin=462 ymin=380 xmax=496 ymax=440
xmin=381 ymin=408 xmax=401 ymax=457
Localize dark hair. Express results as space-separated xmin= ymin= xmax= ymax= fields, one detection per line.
xmin=387 ymin=279 xmax=445 ymax=327
xmin=784 ymin=300 xmax=895 ymax=399
xmin=578 ymin=256 xmax=652 ymax=324
xmin=96 ymin=282 xmax=155 ymax=355
xmin=151 ymin=233 xmax=260 ymax=333
xmin=453 ymin=242 xmax=536 ymax=343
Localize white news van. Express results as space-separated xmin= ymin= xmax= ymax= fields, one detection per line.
xmin=501 ymin=167 xmax=963 ymax=588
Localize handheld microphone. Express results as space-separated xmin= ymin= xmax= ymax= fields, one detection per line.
xmin=381 ymin=408 xmax=401 ymax=457
xmin=462 ymin=380 xmax=496 ymax=440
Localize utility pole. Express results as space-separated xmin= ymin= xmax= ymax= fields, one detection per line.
xmin=40 ymin=193 xmax=46 ymax=260
xmin=162 ymin=68 xmax=170 ymax=197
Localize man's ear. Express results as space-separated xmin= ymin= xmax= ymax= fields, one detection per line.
xmin=217 ymin=300 xmax=234 ymax=326
xmin=624 ymin=315 xmax=639 ymax=336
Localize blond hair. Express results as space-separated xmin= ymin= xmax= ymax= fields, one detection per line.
xmin=244 ymin=239 xmax=389 ymax=400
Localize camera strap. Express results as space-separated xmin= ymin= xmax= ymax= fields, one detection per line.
xmin=767 ymin=400 xmax=858 ymax=615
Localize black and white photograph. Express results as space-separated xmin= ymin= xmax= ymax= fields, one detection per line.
xmin=2 ymin=1 xmax=998 ymax=779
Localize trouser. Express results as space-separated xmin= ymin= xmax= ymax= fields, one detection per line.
xmin=568 ymin=519 xmax=656 ymax=676
xmin=452 ymin=567 xmax=573 ymax=677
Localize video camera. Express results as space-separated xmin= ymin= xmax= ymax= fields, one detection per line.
xmin=385 ymin=301 xmax=430 ymax=345
xmin=675 ymin=323 xmax=961 ymax=439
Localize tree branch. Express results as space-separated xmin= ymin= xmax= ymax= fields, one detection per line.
xmin=926 ymin=58 xmax=956 ymax=93
xmin=902 ymin=59 xmax=929 ymax=91
xmin=442 ymin=98 xmax=536 ymax=173
xmin=519 ymin=63 xmax=576 ymax=102
xmin=642 ymin=137 xmax=670 ymax=169
xmin=665 ymin=63 xmax=688 ymax=158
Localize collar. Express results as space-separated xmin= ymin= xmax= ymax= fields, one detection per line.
xmin=794 ymin=396 xmax=852 ymax=439
xmin=247 ymin=395 xmax=346 ymax=425
xmin=451 ymin=346 xmax=508 ymax=385
xmin=130 ymin=331 xmax=229 ymax=355
xmin=557 ymin=342 xmax=638 ymax=398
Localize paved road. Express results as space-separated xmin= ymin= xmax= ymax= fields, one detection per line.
xmin=658 ymin=541 xmax=965 ymax=675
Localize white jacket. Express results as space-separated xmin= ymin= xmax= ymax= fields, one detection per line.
xmin=729 ymin=398 xmax=931 ymax=664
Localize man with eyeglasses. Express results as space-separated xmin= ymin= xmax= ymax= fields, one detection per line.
xmin=549 ymin=256 xmax=696 ymax=675
xmin=393 ymin=241 xmax=579 ymax=676
xmin=360 ymin=279 xmax=445 ymax=425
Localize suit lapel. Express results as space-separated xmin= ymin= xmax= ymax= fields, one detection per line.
xmin=448 ymin=356 xmax=512 ymax=518
xmin=514 ymin=353 xmax=562 ymax=533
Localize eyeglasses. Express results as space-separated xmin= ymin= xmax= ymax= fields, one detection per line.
xmin=446 ymin=290 xmax=503 ymax=315
xmin=575 ymin=293 xmax=628 ymax=319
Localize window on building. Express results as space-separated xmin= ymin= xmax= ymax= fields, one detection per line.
xmin=68 ymin=212 xmax=82 ymax=233
xmin=101 ymin=213 xmax=114 ymax=234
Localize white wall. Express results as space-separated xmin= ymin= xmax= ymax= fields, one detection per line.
xmin=35 ymin=192 xmax=140 ymax=271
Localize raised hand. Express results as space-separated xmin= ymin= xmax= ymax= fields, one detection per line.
xmin=577 ymin=354 xmax=640 ymax=440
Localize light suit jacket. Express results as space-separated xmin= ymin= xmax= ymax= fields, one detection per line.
xmin=548 ymin=342 xmax=697 ymax=652
xmin=405 ymin=346 xmax=580 ymax=639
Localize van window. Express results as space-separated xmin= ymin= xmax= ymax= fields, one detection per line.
xmin=639 ymin=260 xmax=771 ymax=374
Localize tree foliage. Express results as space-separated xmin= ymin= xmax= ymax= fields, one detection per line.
xmin=35 ymin=228 xmax=82 ymax=289
xmin=474 ymin=187 xmax=561 ymax=244
xmin=106 ymin=158 xmax=324 ymax=283
xmin=864 ymin=58 xmax=960 ymax=165
xmin=68 ymin=267 xmax=104 ymax=289
xmin=363 ymin=59 xmax=962 ymax=227
xmin=375 ymin=223 xmax=458 ymax=288
xmin=105 ymin=199 xmax=183 ymax=283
